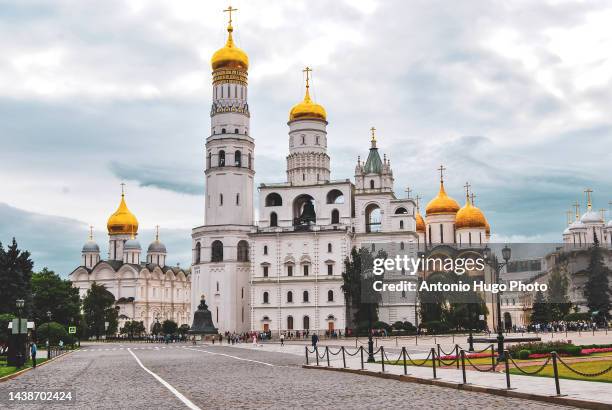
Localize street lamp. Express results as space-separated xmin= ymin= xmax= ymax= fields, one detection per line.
xmin=46 ymin=311 xmax=52 ymax=359
xmin=16 ymin=299 xmax=25 ymax=367
xmin=483 ymin=244 xmax=511 ymax=362
xmin=367 ymin=303 xmax=375 ymax=363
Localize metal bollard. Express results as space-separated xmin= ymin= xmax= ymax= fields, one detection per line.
xmin=326 ymin=346 xmax=330 ymax=367
xmin=315 ymin=346 xmax=319 ymax=366
xmin=491 ymin=345 xmax=495 ymax=370
xmin=415 ymin=333 xmax=418 ymax=345
xmin=360 ymin=346 xmax=364 ymax=370
xmin=381 ymin=346 xmax=385 ymax=372
xmin=504 ymin=350 xmax=512 ymax=389
xmin=402 ymin=347 xmax=408 ymax=375
xmin=305 ymin=346 xmax=309 ymax=365
xmin=437 ymin=344 xmax=441 ymax=367
xmin=552 ymin=352 xmax=561 ymax=396
xmin=460 ymin=350 xmax=467 ymax=384
xmin=342 ymin=346 xmax=346 ymax=368
xmin=456 ymin=345 xmax=460 ymax=369
xmin=396 ymin=337 xmax=398 ymax=347
xmin=431 ymin=347 xmax=438 ymax=379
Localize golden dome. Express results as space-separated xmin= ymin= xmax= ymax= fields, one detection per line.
xmin=107 ymin=192 xmax=139 ymax=235
xmin=289 ymin=68 xmax=326 ymax=122
xmin=455 ymin=197 xmax=487 ymax=229
xmin=426 ymin=182 xmax=460 ymax=216
xmin=485 ymin=219 xmax=491 ymax=235
xmin=211 ymin=24 xmax=249 ymax=71
xmin=416 ymin=211 xmax=425 ymax=232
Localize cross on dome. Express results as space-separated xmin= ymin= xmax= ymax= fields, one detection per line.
xmin=438 ymin=164 xmax=446 ymax=183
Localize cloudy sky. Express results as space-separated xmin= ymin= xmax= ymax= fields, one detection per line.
xmin=1 ymin=0 xmax=611 ymax=276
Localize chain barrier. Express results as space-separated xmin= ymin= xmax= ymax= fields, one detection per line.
xmin=556 ymin=355 xmax=612 ymax=377
xmin=507 ymin=354 xmax=552 ymax=375
xmin=463 ymin=353 xmax=497 ymax=372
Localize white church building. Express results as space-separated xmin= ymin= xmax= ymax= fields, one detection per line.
xmin=192 ymin=11 xmax=492 ymax=335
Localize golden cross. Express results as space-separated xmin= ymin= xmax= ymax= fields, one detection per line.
xmin=370 ymin=126 xmax=376 ymax=142
xmin=120 ymin=182 xmax=126 ymax=196
xmin=573 ymin=201 xmax=580 ymax=219
xmin=463 ymin=182 xmax=471 ymax=200
xmin=584 ymin=188 xmax=593 ymax=210
xmin=437 ymin=164 xmax=446 ymax=183
xmin=303 ymin=66 xmax=312 ymax=88
xmin=470 ymin=193 xmax=477 ymax=206
xmin=415 ymin=195 xmax=421 ymax=210
xmin=223 ymin=5 xmax=238 ymax=25
xmin=405 ymin=187 xmax=411 ymax=198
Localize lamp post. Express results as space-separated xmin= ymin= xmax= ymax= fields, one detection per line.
xmin=484 ymin=245 xmax=511 ymax=362
xmin=467 ymin=303 xmax=474 ymax=352
xmin=46 ymin=311 xmax=52 ymax=359
xmin=367 ymin=303 xmax=375 ymax=362
xmin=16 ymin=299 xmax=25 ymax=367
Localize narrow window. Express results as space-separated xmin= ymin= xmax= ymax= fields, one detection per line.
xmin=303 ymin=291 xmax=309 ymax=302
xmin=263 ymin=245 xmax=268 ymax=255
xmin=220 ymin=194 xmax=223 ymax=206
xmin=218 ymin=150 xmax=225 ymax=166
xmin=370 ymin=180 xmax=375 ymax=189
xmin=287 ymin=291 xmax=293 ymax=303
xmin=236 ymin=193 xmax=240 ymax=205
xmin=327 ymin=264 xmax=333 ymax=275
xmin=327 ymin=243 xmax=332 ymax=253
xmin=263 ymin=266 xmax=269 ymax=277
xmin=327 ymin=290 xmax=334 ymax=302
xmin=303 ymin=265 xmax=309 ymax=276
xmin=263 ymin=292 xmax=269 ymax=304
xmin=287 ymin=265 xmax=293 ymax=276
xmin=216 ymin=281 xmax=219 ymax=292
xmin=270 ymin=212 xmax=278 ymax=227
xmin=400 ymin=220 xmax=404 ymax=229
xmin=440 ymin=224 xmax=444 ymax=243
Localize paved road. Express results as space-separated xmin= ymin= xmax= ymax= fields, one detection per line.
xmin=0 ymin=343 xmax=575 ymax=409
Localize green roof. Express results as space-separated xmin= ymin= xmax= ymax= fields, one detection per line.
xmin=363 ymin=147 xmax=382 ymax=174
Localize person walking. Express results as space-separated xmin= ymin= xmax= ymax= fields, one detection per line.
xmin=30 ymin=342 xmax=37 ymax=368
xmin=311 ymin=333 xmax=318 ymax=348
xmin=280 ymin=333 xmax=285 ymax=346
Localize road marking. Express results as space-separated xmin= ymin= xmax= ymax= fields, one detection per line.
xmin=128 ymin=348 xmax=201 ymax=410
xmin=183 ymin=347 xmax=275 ymax=367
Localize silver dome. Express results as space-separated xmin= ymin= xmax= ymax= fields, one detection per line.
xmin=124 ymin=239 xmax=141 ymax=250
xmin=581 ymin=211 xmax=603 ymax=224
xmin=82 ymin=240 xmax=100 ymax=253
xmin=147 ymin=240 xmax=167 ymax=254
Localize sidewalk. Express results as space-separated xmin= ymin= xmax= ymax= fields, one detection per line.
xmin=231 ymin=342 xmax=612 ymax=409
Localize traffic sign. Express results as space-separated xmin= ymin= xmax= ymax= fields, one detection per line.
xmin=68 ymin=326 xmax=77 ymax=334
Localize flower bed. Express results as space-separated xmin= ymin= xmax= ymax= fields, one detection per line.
xmin=581 ymin=347 xmax=612 ymax=355
xmin=440 ymin=352 xmax=493 ymax=360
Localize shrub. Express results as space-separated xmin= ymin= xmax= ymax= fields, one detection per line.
xmin=37 ymin=322 xmax=69 ymax=345
xmin=422 ymin=321 xmax=449 ymax=334
xmin=392 ymin=321 xmax=404 ymax=331
xmin=518 ymin=349 xmax=531 ymax=360
xmin=403 ymin=321 xmax=416 ymax=332
xmin=563 ymin=312 xmax=591 ymax=321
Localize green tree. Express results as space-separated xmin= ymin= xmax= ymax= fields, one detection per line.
xmin=31 ymin=268 xmax=81 ymax=327
xmin=121 ymin=320 xmax=145 ymax=338
xmin=82 ymin=282 xmax=117 ymax=339
xmin=530 ymin=290 xmax=550 ymax=325
xmin=584 ymin=239 xmax=611 ymax=325
xmin=178 ymin=324 xmax=190 ymax=335
xmin=342 ymin=247 xmax=386 ymax=332
xmin=37 ymin=322 xmax=69 ymax=345
xmin=162 ymin=319 xmax=178 ymax=335
xmin=0 ymin=313 xmax=15 ymax=354
xmin=0 ymin=239 xmax=34 ymax=315
xmin=547 ymin=266 xmax=571 ymax=321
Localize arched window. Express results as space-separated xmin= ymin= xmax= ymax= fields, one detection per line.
xmin=400 ymin=220 xmax=404 ymax=229
xmin=270 ymin=212 xmax=278 ymax=227
xmin=303 ymin=291 xmax=309 ymax=302
xmin=331 ymin=209 xmax=340 ymax=224
xmin=218 ymin=150 xmax=225 ymax=166
xmin=234 ymin=150 xmax=241 ymax=167
xmin=221 ymin=128 xmax=226 ymax=134
xmin=263 ymin=245 xmax=268 ymax=255
xmin=327 ymin=243 xmax=332 ymax=253
xmin=265 ymin=193 xmax=282 ymax=207
xmin=237 ymin=240 xmax=249 ymax=262
xmin=236 ymin=193 xmax=240 ymax=205
xmin=400 ymin=242 xmax=405 ymax=250
xmin=248 ymin=153 xmax=252 ymax=169
xmin=219 ymin=194 xmax=223 ymax=206
xmin=394 ymin=207 xmax=408 ymax=214
xmin=327 ymin=290 xmax=334 ymax=302
xmin=370 ymin=180 xmax=375 ymax=189
xmin=234 ymin=128 xmax=239 ymax=134
xmin=216 ymin=281 xmax=219 ymax=292
xmin=195 ymin=242 xmax=201 ymax=264
xmin=287 ymin=291 xmax=293 ymax=303
xmin=293 ymin=194 xmax=316 ymax=226
xmin=211 ymin=240 xmax=223 ymax=262
xmin=303 ymin=316 xmax=310 ymax=330
xmin=365 ymin=203 xmax=382 ymax=233
xmin=287 ymin=316 xmax=294 ymax=330
xmin=263 ymin=292 xmax=269 ymax=304
xmin=326 ymin=189 xmax=344 ymax=204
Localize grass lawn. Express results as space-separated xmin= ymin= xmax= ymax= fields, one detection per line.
xmin=0 ymin=358 xmax=48 ymax=378
xmin=509 ymin=360 xmax=612 ymax=383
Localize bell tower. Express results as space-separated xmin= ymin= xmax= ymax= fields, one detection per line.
xmin=205 ymin=5 xmax=254 ymax=225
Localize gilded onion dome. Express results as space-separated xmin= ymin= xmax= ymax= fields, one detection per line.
xmin=107 ymin=190 xmax=139 ymax=236
xmin=416 ymin=212 xmax=425 ymax=232
xmin=211 ymin=18 xmax=248 ymax=71
xmin=426 ymin=182 xmax=460 ymax=216
xmin=289 ymin=67 xmax=327 ymax=122
xmin=455 ymin=194 xmax=487 ymax=229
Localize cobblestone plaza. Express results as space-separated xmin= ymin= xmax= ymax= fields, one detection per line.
xmin=0 ymin=343 xmax=575 ymax=409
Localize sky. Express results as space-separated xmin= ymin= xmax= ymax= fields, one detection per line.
xmin=1 ymin=0 xmax=611 ymax=276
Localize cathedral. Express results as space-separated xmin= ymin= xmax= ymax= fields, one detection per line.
xmin=562 ymin=189 xmax=612 ymax=247
xmin=70 ymin=188 xmax=191 ymax=332
xmin=191 ymin=10 xmax=492 ymax=335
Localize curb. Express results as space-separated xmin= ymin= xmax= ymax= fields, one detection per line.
xmin=302 ymin=365 xmax=611 ymax=410
xmin=0 ymin=350 xmax=75 ymax=384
